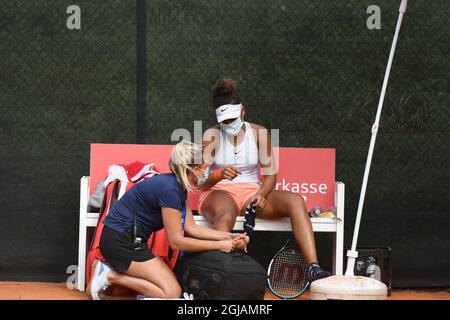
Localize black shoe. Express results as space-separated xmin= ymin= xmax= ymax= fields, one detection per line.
xmin=308 ymin=263 xmax=332 ymax=282
xmin=243 ymin=202 xmax=257 ymax=236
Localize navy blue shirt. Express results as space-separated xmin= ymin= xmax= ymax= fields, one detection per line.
xmin=103 ymin=173 xmax=187 ymax=239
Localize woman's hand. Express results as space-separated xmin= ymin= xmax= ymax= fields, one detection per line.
xmin=232 ymin=238 xmax=249 ymax=252
xmin=248 ymin=194 xmax=266 ymax=210
xmin=230 ymin=233 xmax=250 ymax=252
xmin=216 ymin=166 xmax=241 ymax=181
xmin=219 ymin=234 xmax=250 ymax=253
xmin=218 ymin=239 xmax=234 ymax=253
xmin=230 ymin=233 xmax=249 ymax=244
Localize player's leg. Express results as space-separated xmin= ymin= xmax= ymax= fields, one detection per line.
xmin=201 ymin=190 xmax=240 ymax=231
xmin=255 ymin=190 xmax=317 ymax=263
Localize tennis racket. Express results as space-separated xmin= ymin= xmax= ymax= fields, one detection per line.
xmin=267 ymin=237 xmax=309 ymax=299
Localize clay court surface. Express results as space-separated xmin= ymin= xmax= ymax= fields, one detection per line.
xmin=0 ymin=282 xmax=448 ymax=300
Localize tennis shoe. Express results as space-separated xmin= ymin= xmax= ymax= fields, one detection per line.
xmin=308 ymin=263 xmax=332 ymax=282
xmin=90 ymin=261 xmax=111 ymax=300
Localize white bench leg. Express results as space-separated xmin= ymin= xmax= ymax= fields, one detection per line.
xmin=332 ymin=214 xmax=345 ymax=275
xmin=77 ymin=177 xmax=89 ymax=291
xmin=332 ymin=233 xmax=337 ymax=274
xmin=77 ymin=212 xmax=87 ymax=291
xmin=333 ymin=182 xmax=345 ymax=275
xmin=335 ymin=219 xmax=344 ymax=275
xmin=332 ymin=231 xmax=344 ymax=275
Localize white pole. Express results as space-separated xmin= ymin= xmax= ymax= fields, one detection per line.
xmin=345 ymin=0 xmax=408 ymax=276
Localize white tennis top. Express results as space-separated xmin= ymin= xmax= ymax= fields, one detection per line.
xmin=212 ymin=122 xmax=260 ymax=184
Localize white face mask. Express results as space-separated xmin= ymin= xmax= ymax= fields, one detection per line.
xmin=223 ymin=117 xmax=243 ymax=136
xmin=196 ymin=166 xmax=210 ymax=187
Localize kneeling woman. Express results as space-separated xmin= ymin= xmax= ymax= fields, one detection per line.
xmin=87 ymin=141 xmax=248 ymax=300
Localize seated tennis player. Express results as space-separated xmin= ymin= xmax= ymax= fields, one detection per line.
xmin=87 ymin=140 xmax=249 ymax=300
xmin=199 ymin=78 xmax=331 ymax=282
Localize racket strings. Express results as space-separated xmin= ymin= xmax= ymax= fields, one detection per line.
xmin=269 ymin=247 xmax=309 ymax=297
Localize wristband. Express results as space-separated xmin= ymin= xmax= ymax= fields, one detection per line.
xmin=213 ymin=169 xmax=223 ymax=182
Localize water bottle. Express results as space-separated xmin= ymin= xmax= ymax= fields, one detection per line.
xmin=310 ymin=206 xmax=321 ymax=218
xmin=355 ymin=259 xmax=366 ymax=275
xmin=365 ymin=256 xmax=379 ymax=280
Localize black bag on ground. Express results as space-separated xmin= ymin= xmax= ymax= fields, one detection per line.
xmin=175 ymin=250 xmax=267 ymax=300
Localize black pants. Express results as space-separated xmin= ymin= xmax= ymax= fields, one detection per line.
xmin=99 ymin=225 xmax=155 ymax=273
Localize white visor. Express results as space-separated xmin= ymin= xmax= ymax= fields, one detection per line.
xmin=215 ymin=104 xmax=242 ymax=123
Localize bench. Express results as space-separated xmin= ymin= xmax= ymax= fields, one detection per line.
xmin=77 ymin=144 xmax=344 ymax=291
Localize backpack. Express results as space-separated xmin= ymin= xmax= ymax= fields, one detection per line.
xmin=175 ymin=250 xmax=267 ymax=300
xmin=86 ymin=163 xmax=179 ymax=287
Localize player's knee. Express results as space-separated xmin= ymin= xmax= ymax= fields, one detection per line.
xmin=214 ymin=208 xmax=236 ymax=223
xmin=286 ymin=193 xmax=306 ymax=213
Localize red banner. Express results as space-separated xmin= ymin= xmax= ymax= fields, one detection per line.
xmin=90 ymin=144 xmax=335 ymax=212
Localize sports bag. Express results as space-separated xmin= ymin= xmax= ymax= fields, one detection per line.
xmin=175 ymin=250 xmax=267 ymax=300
